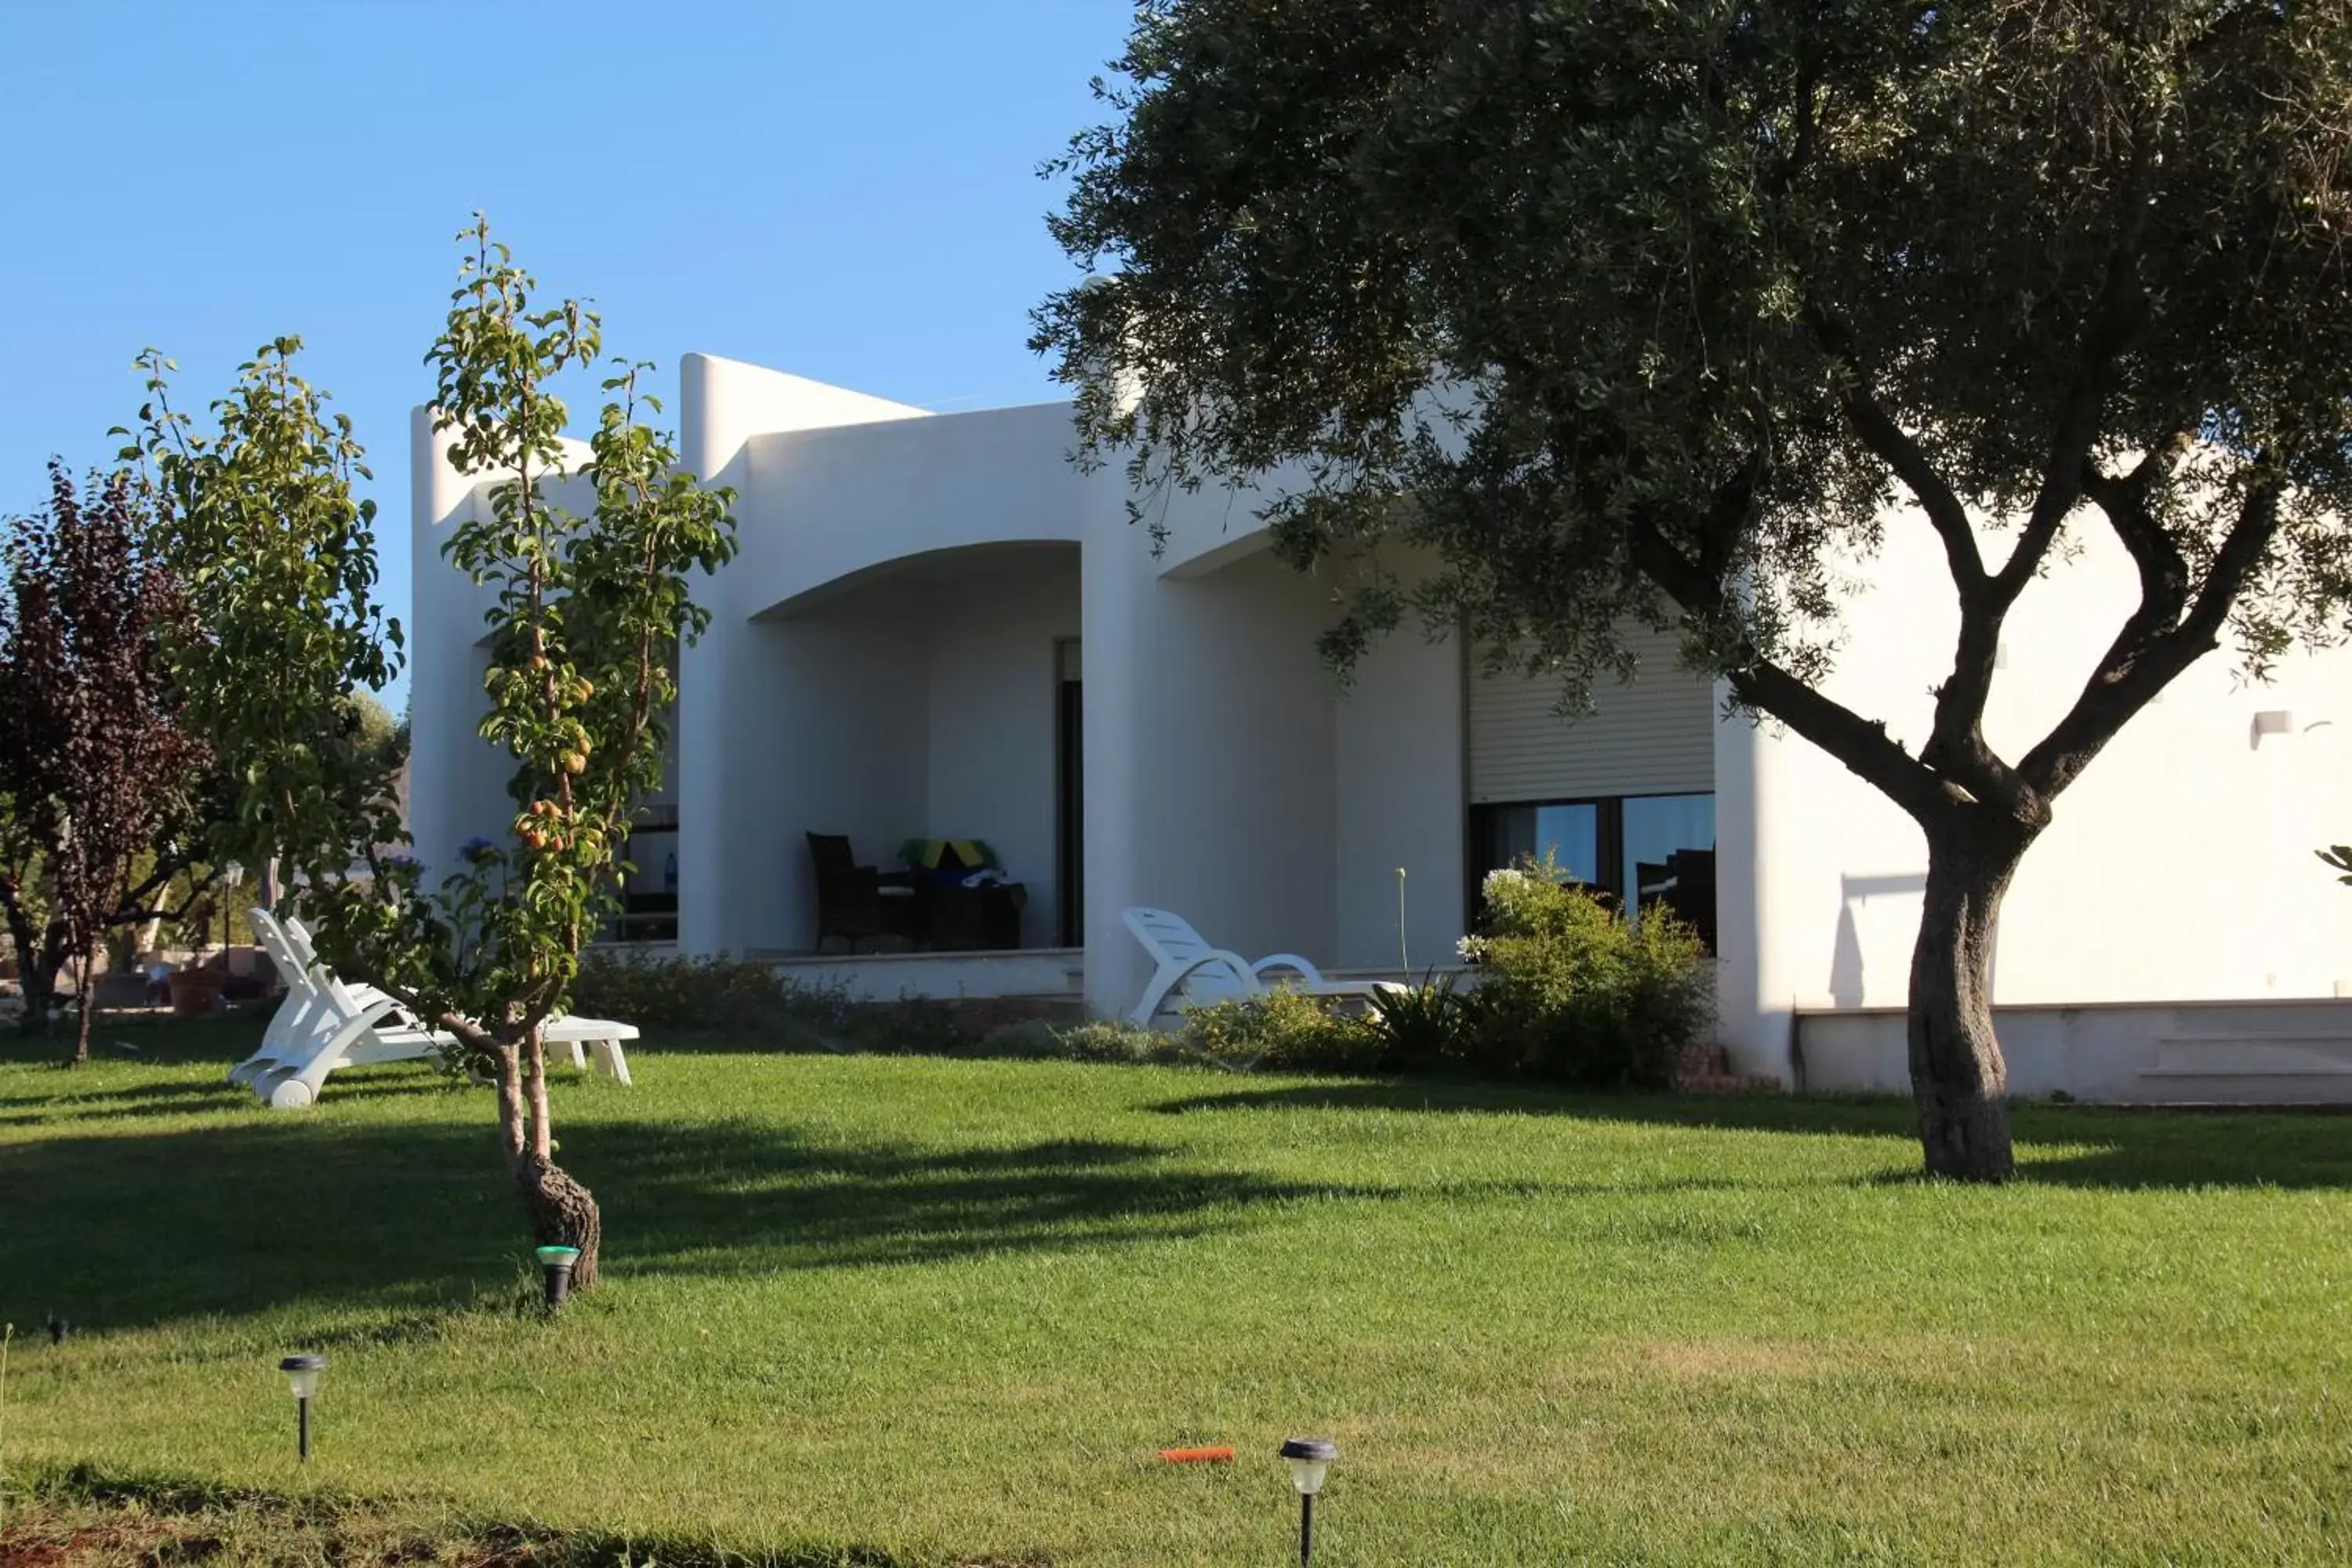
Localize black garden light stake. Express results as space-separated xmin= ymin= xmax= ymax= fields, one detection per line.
xmin=535 ymin=1245 xmax=580 ymax=1310
xmin=278 ymin=1354 xmax=325 ymax=1462
xmin=1278 ymin=1437 xmax=1338 ymax=1567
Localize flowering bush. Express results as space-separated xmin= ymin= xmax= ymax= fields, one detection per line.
xmin=1457 ymin=854 xmax=1715 ymax=1088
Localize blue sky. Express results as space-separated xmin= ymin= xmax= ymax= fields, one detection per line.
xmin=0 ymin=1 xmax=1135 ymax=710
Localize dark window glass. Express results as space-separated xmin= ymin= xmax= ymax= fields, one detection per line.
xmin=1622 ymin=793 xmax=1715 ymax=948
xmin=1485 ymin=801 xmax=1599 ymax=888
xmin=1474 ymin=793 xmax=1716 ymax=948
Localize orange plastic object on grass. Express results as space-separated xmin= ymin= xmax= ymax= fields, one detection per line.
xmin=1160 ymin=1446 xmax=1236 ymax=1464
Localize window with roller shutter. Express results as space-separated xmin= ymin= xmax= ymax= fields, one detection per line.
xmin=1466 ymin=622 xmax=1715 ymax=804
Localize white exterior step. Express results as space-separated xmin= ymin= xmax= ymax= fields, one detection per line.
xmin=2143 ymin=1033 xmax=2352 ymax=1076
xmin=2140 ymin=1032 xmax=2352 ymax=1103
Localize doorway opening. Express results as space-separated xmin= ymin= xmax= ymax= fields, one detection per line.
xmin=1055 ymin=638 xmax=1083 ymax=946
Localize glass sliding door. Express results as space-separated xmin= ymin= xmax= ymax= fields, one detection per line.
xmin=1472 ymin=791 xmax=1716 ymax=947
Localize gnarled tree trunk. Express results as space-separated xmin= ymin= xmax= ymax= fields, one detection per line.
xmin=503 ymin=1028 xmax=601 ymax=1289
xmin=517 ymin=1153 xmax=602 ymax=1290
xmin=1907 ymin=819 xmax=2033 ymax=1181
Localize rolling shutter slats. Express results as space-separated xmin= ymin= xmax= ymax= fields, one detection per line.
xmin=1468 ymin=624 xmax=1715 ymax=802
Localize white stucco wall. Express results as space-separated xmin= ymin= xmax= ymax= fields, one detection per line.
xmin=1083 ymin=525 xmax=1345 ymax=1015
xmin=924 ymin=556 xmax=1081 ymax=948
xmin=406 ymin=406 xmax=484 ymax=878
xmin=678 ymin=384 xmax=1095 ymax=957
xmin=1719 ymin=501 xmax=2352 ymax=1077
xmin=734 ymin=402 xmax=1088 ymax=605
xmin=407 ymin=411 xmax=602 ymax=874
xmin=677 ymin=355 xmax=931 ymax=957
xmin=1334 ymin=589 xmax=1469 ymax=974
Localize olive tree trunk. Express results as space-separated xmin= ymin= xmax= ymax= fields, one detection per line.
xmin=1907 ymin=821 xmax=2034 ymax=1181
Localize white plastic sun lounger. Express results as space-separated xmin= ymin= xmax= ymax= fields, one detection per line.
xmin=1121 ymin=906 xmax=1408 ymax=1025
xmin=227 ymin=910 xmax=447 ymax=1098
xmin=233 ymin=909 xmax=638 ymax=1108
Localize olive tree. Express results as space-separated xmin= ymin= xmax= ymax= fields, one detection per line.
xmin=1034 ymin=0 xmax=2352 ymax=1180
xmin=139 ymin=220 xmax=734 ymax=1279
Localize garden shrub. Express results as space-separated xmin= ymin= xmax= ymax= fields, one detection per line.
xmin=574 ymin=950 xmax=1571 ymax=1080
xmin=572 ymin=951 xmax=1178 ymax=1065
xmin=1456 ymin=859 xmax=1715 ymax=1088
xmin=1059 ymin=1019 xmax=1171 ymax=1063
xmin=981 ymin=1017 xmax=1168 ymax=1064
xmin=1177 ymin=987 xmax=1385 ymax=1073
xmin=1365 ymin=971 xmax=1472 ymax=1073
xmin=571 ymin=949 xmax=846 ymax=1035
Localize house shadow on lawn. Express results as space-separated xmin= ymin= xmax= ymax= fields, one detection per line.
xmin=0 ymin=1108 xmax=1338 ymax=1337
xmin=1144 ymin=1079 xmax=2352 ymax=1190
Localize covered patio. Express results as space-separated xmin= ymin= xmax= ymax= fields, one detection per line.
xmin=715 ymin=539 xmax=1082 ymax=958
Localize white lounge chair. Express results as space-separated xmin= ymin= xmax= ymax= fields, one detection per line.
xmin=228 ymin=910 xmax=448 ymax=1101
xmin=233 ymin=908 xmax=638 ymax=1109
xmin=1121 ymin=906 xmax=1409 ymax=1025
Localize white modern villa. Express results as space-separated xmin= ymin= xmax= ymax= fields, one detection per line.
xmin=408 ymin=353 xmax=2352 ymax=1103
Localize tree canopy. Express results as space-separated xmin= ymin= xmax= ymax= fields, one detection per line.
xmin=134 ymin=223 xmax=735 ymax=1280
xmin=1036 ymin=0 xmax=2352 ymax=1178
xmin=0 ymin=465 xmax=211 ymax=1058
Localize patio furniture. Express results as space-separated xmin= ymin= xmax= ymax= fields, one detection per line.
xmin=231 ymin=909 xmax=637 ymax=1109
xmin=894 ymin=838 xmax=1026 ymax=950
xmin=925 ymin=880 xmax=1025 ymax=950
xmin=897 ymin=838 xmax=1002 ymax=874
xmin=280 ymin=913 xmax=637 ymax=1085
xmin=806 ymin=833 xmax=920 ymax=952
xmin=1120 ymin=907 xmax=1409 ymax=1025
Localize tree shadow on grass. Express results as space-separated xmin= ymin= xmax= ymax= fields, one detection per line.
xmin=0 ymin=1009 xmax=274 ymax=1069
xmin=0 ymin=1110 xmax=1338 ymax=1337
xmin=1143 ymin=1078 xmax=2352 ymax=1189
xmin=0 ymin=1069 xmax=469 ymax=1131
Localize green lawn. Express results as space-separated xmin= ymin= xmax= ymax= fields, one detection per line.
xmin=2 ymin=1014 xmax=2349 ymax=1565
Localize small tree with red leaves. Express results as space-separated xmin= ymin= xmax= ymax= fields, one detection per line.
xmin=0 ymin=465 xmax=209 ymax=1062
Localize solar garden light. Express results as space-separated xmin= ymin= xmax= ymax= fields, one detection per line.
xmin=1278 ymin=1437 xmax=1339 ymax=1567
xmin=535 ymin=1244 xmax=581 ymax=1310
xmin=278 ymin=1354 xmax=325 ymax=1462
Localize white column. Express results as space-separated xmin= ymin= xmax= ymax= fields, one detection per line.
xmin=406 ymin=405 xmax=487 ymax=871
xmin=1711 ymin=686 xmax=1796 ymax=1080
xmin=676 ymin=354 xmax=749 ymax=956
xmin=1080 ymin=511 xmax=1156 ymax=1018
xmin=1081 ymin=529 xmax=1343 ymax=1019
